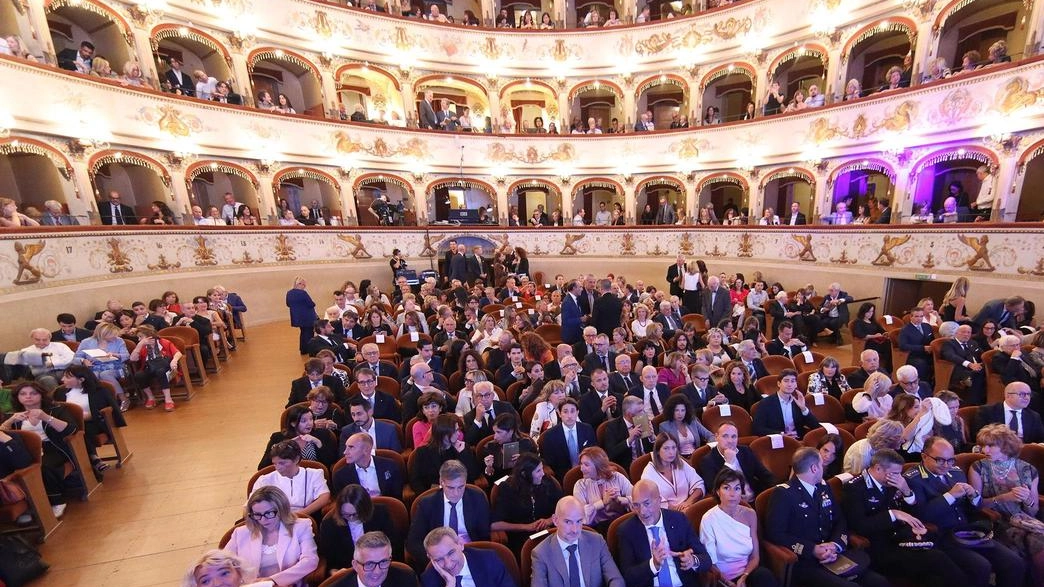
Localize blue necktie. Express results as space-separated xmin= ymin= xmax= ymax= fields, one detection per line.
xmin=567 ymin=544 xmax=582 ymax=587
xmin=567 ymin=428 xmax=579 ymax=466
xmin=448 ymin=501 xmax=458 ymax=532
xmin=651 ymin=526 xmax=671 ymax=587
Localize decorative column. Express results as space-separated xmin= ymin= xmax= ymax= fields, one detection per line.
xmin=889 ymin=168 xmax=912 ymax=224
xmin=229 ymin=42 xmax=254 ymax=106
xmin=486 ymin=79 xmax=501 ymax=130
xmin=993 ymin=150 xmax=1020 ymax=222
xmin=20 ymin=0 xmax=53 ymax=63
xmin=253 ymin=164 xmax=279 ymax=223
xmin=167 ymin=163 xmax=193 ymax=221
xmin=1024 ymin=0 xmax=1044 ymax=58
xmin=338 ymin=172 xmax=359 ymax=226
xmin=620 ymin=79 xmax=636 ymax=131
xmin=911 ymin=21 xmax=934 ymax=82
xmin=318 ymin=62 xmax=340 ymax=118
xmin=493 ymin=181 xmax=509 ymax=225
xmin=479 ymin=0 xmax=497 ymax=25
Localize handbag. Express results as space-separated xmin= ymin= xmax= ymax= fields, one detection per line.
xmin=0 ymin=534 xmax=49 ymax=587
xmin=0 ymin=479 xmax=25 ymax=504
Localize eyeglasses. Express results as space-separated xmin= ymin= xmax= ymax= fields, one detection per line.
xmin=694 ymin=376 xmax=709 ymax=381
xmin=1006 ymin=391 xmax=1032 ymax=398
xmin=899 ymin=379 xmax=919 ymax=386
xmin=476 ymin=392 xmax=495 ymax=398
xmin=249 ymin=509 xmax=278 ymax=521
xmin=357 ymin=379 xmax=376 ymax=385
xmin=925 ymin=454 xmax=956 ymax=467
xmin=562 ymin=363 xmax=578 ymax=369
xmin=354 ymin=558 xmax=392 ymax=572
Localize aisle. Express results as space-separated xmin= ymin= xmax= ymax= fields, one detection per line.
xmin=34 ymin=323 xmax=299 ymax=587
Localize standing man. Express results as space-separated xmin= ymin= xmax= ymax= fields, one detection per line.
xmin=970 ymin=166 xmax=994 ymax=221
xmin=163 ymin=56 xmax=194 ymax=96
xmin=418 ymin=90 xmax=438 ymax=130
xmin=701 ymin=276 xmax=730 ymax=330
xmin=591 ymin=279 xmax=623 ymax=336
xmin=220 ymin=192 xmax=244 ymax=225
xmin=898 ymin=306 xmax=935 ymax=383
xmin=561 ymin=280 xmax=584 ymax=345
xmin=654 ymin=198 xmax=677 ymax=225
xmin=666 ymin=254 xmax=686 ymax=298
xmin=786 ymin=201 xmax=807 ymax=225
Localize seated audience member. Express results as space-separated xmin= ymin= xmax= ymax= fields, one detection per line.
xmin=604 ymin=395 xmax=656 ymax=470
xmin=641 ymin=434 xmax=705 ymax=510
xmin=766 ymin=447 xmax=889 ymax=587
xmin=539 ymin=397 xmax=595 ymax=482
xmin=940 ymin=323 xmax=987 ymax=404
xmin=287 ymin=358 xmax=347 ymax=407
xmin=718 ymin=360 xmax=759 ymax=410
xmin=898 ymin=307 xmax=935 ymax=382
xmin=699 ymin=422 xmax=774 ymax=502
xmin=843 ymin=419 xmax=903 ymax=476
xmin=183 ymin=550 xmax=270 ymax=587
xmin=410 ymin=391 xmax=445 ymax=449
xmin=579 ymin=368 xmax=623 ymax=429
xmin=319 ymin=487 xmax=402 ymax=574
xmin=736 ymin=340 xmax=770 ymax=382
xmin=529 ymin=380 xmax=568 ymax=439
xmin=464 ymin=380 xmax=518 ymax=444
xmin=850 ymin=371 xmax=895 ymax=421
xmin=816 ymin=284 xmax=853 ymax=344
xmin=816 ymin=432 xmax=845 ymax=478
xmin=968 ymin=424 xmax=1043 ymax=582
xmin=889 ymin=393 xmax=953 ymax=460
xmin=752 ymin=369 xmax=820 ymax=437
xmin=700 ymin=469 xmax=780 ymax=587
xmin=992 ymin=335 xmax=1042 ymax=399
xmin=57 ymin=39 xmax=94 ymax=73
xmin=617 ymin=479 xmax=711 ymax=586
xmin=12 ymin=328 xmax=76 ymax=390
xmin=851 ymin=304 xmax=893 ymax=373
xmin=74 ymin=322 xmax=131 ymax=411
xmin=492 ymin=452 xmax=562 ymax=552
xmin=305 ymin=319 xmax=353 ymax=364
xmin=332 ymin=432 xmax=403 ymax=500
xmin=931 ymin=390 xmax=969 ymax=453
xmin=480 ymin=412 xmax=538 ymax=482
xmin=260 ymin=403 xmax=337 ymax=469
xmin=408 ymin=414 xmax=481 ymax=493
xmin=129 ymin=325 xmax=182 ymax=411
xmin=765 ymin=321 xmax=808 ymax=359
xmin=678 ymin=363 xmax=727 ymax=416
xmin=573 ymin=446 xmax=632 ymax=533
xmin=420 ymin=526 xmax=517 ymax=587
xmin=339 ymin=395 xmax=402 ymax=455
xmin=225 ymin=486 xmax=319 ymax=586
xmin=252 ymin=440 xmax=330 ymax=516
xmin=306 ymin=386 xmax=347 ymax=433
xmin=628 ymin=365 xmax=671 ymax=418
xmin=530 ymin=495 xmax=625 ymax=587
xmin=351 ymin=368 xmax=402 ymax=422
xmin=407 ymin=460 xmax=491 ymax=566
xmin=0 ymin=428 xmax=33 ymax=522
xmin=976 ymin=381 xmax=1044 ymax=443
xmin=55 ymin=366 xmax=125 ymax=475
xmin=327 ymin=531 xmax=419 ymax=587
xmin=842 ymin=449 xmax=969 ymax=586
xmin=52 ymin=313 xmax=91 ymax=342
xmin=658 ymin=395 xmax=714 ymax=458
xmin=807 ymin=357 xmax=852 ymax=400
xmin=906 ymin=437 xmax=1026 ymax=587
xmin=890 ymin=365 xmax=932 ymax=400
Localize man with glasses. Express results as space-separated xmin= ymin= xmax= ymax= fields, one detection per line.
xmin=888 ymin=365 xmax=932 ymax=400
xmin=678 ymin=364 xmax=726 ymax=418
xmin=905 ymin=437 xmax=1026 ymax=587
xmin=399 ymin=339 xmax=442 ymax=381
xmin=604 ymin=396 xmax=656 ymax=469
xmin=331 ymin=432 xmax=403 ymax=500
xmin=991 ymin=334 xmax=1042 ymax=401
xmin=287 ymin=357 xmax=346 ymax=406
xmin=356 ymin=343 xmax=398 ymax=379
xmin=339 ymin=394 xmax=402 ymax=455
xmin=463 ymin=381 xmax=517 ymax=444
xmin=560 ymin=356 xmax=591 ymax=400
xmin=573 ymin=326 xmax=599 ymax=363
xmin=581 ymin=333 xmax=617 ymax=377
xmin=341 ymin=531 xmax=418 ymax=587
xmin=408 ymin=461 xmax=491 ymax=568
xmin=975 ymin=382 xmax=1043 ymax=442
xmin=352 ymin=367 xmax=401 ymax=422
xmin=616 ymin=480 xmax=709 ymax=587
xmin=98 ymin=190 xmax=137 ymax=225
xmin=400 ymin=359 xmax=445 ymax=423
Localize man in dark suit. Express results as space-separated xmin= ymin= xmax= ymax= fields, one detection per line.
xmin=539 ymin=398 xmax=595 ymax=481
xmin=591 ymin=279 xmax=623 ymax=336
xmin=665 ymin=255 xmax=687 ymax=298
xmin=765 ymin=448 xmax=889 ymax=587
xmin=604 ymin=396 xmax=655 ymax=469
xmin=332 ymin=433 xmax=404 ymax=499
xmin=577 ymin=277 xmax=598 ymax=321
xmin=419 ymin=527 xmax=515 ymax=587
xmin=677 ymin=364 xmax=725 ymax=418
xmin=287 ymin=358 xmax=347 ymax=406
xmin=848 ymin=350 xmax=887 ymax=389
xmin=653 ymin=301 xmax=682 ymax=340
xmin=447 ymin=244 xmax=468 ymax=283
xmin=52 ymin=313 xmax=92 ymax=343
xmin=940 ymin=324 xmax=986 ymax=404
xmin=559 ymin=356 xmax=591 ymax=400
xmin=340 ymin=394 xmax=402 ymax=453
xmin=57 ymin=40 xmax=94 ymax=73
xmin=698 ymin=422 xmax=775 ymax=499
xmin=785 ymin=201 xmax=807 ymax=226
xmin=627 ymin=366 xmax=670 ymax=418
xmin=542 ymin=343 xmax=573 ymax=383
xmin=992 ymin=335 xmax=1042 ymax=398
xmin=407 ymin=461 xmax=491 ymax=568
xmin=464 ymin=246 xmax=485 ymax=285
xmin=98 ymin=190 xmax=137 ymax=225
xmin=561 ymin=280 xmax=584 ymax=345
xmin=418 ymin=90 xmax=439 ymax=130
xmin=399 ymin=339 xmax=442 ymax=381
xmin=766 ymin=321 xmax=809 ymax=359
xmin=898 ymin=307 xmax=934 ymax=382
xmin=463 ymin=381 xmax=518 ymax=444
xmin=816 ymin=283 xmax=853 ymax=345
xmin=305 ymin=319 xmax=353 ymax=363
xmin=333 ymin=531 xmax=418 ymax=587
xmin=572 ymin=327 xmax=598 ymax=364
xmin=654 ymin=198 xmax=677 ymax=225
xmin=608 ymin=354 xmax=638 ymax=396
xmin=873 ymin=199 xmax=892 ymax=224
xmin=581 ymin=334 xmax=617 ymax=376
xmin=495 ymin=344 xmax=527 ymax=390
xmin=531 ymin=496 xmax=625 ymax=587
xmin=972 ymin=296 xmax=1024 ymax=330
xmin=975 ymin=382 xmax=1044 ymax=442
xmin=701 ymin=276 xmax=730 ymax=328
xmin=578 ymin=369 xmax=622 ymax=430
xmin=905 ymin=437 xmax=1026 ymax=587
xmin=617 ymin=480 xmax=711 ymax=587
xmin=768 ymin=291 xmax=805 ymax=338
xmin=752 ymin=369 xmax=820 ymax=437
xmin=888 ymin=365 xmax=932 ymax=400
xmin=356 ymin=345 xmax=399 ymax=380
xmin=163 ymin=56 xmax=194 ymax=95
xmin=171 ymin=304 xmax=215 ymax=362
xmin=842 ymin=450 xmax=969 ymax=587
xmin=351 ymin=369 xmax=401 ymax=422
xmin=737 ymin=340 xmax=770 ymax=382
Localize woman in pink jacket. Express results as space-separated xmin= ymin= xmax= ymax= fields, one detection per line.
xmin=225 ymin=486 xmax=318 ymax=587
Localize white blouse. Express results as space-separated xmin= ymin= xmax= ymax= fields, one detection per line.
xmin=640 ymin=460 xmax=705 ymax=508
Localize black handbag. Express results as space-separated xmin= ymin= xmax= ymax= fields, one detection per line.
xmin=0 ymin=534 xmax=49 ymax=586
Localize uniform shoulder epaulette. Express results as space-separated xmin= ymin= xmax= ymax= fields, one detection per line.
xmin=776 ymin=482 xmax=791 ymax=489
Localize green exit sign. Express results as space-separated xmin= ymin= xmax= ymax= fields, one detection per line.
xmin=914 ymin=273 xmax=938 ymax=280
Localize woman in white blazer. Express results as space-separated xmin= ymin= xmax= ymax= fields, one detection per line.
xmin=225 ymin=486 xmax=318 ymax=587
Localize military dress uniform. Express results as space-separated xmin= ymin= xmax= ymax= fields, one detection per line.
xmin=842 ymin=471 xmax=968 ymax=586
xmin=765 ymin=476 xmax=888 ymax=587
xmin=904 ymin=463 xmax=1025 ymax=587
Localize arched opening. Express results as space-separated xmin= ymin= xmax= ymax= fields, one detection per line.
xmin=636 ymin=177 xmax=684 ymax=224
xmin=354 ymin=174 xmax=416 ymax=226
xmin=1017 ymin=142 xmax=1044 ymax=221
xmin=414 ymin=75 xmax=491 ymax=131
xmin=275 ymin=168 xmax=342 ymax=225
xmin=187 ymin=161 xmax=260 ymax=221
xmin=573 ymin=0 xmax=619 ymax=27
xmin=248 ymin=49 xmax=324 ymax=116
xmin=0 ymin=139 xmax=76 ymax=220
xmin=334 ymin=63 xmax=405 ymax=124
xmin=568 ymin=80 xmax=623 ymax=133
xmin=499 ymin=79 xmax=559 ymax=134
xmin=570 ymin=178 xmax=623 ymax=225
xmin=700 ymin=65 xmax=755 ymax=124
xmin=152 ymin=25 xmax=234 ymax=98
xmin=46 ymin=0 xmax=132 ymax=74
xmin=636 ymin=75 xmax=688 ymax=129
xmin=911 ymin=148 xmax=997 ymax=223
xmin=698 ymin=174 xmax=749 ymax=223
xmin=936 ymin=0 xmax=1027 ymax=69
xmin=770 ymin=47 xmax=827 ymax=106
xmin=843 ymin=20 xmax=914 ymax=95
xmin=429 ymin=179 xmax=496 ymax=224
xmin=829 ymin=160 xmax=896 ymax=222
xmin=89 ymin=151 xmax=173 ymax=223
xmin=497 ymin=0 xmax=547 ymax=26
xmin=761 ymin=168 xmax=815 ymax=224
xmin=509 ymin=179 xmax=563 ymax=225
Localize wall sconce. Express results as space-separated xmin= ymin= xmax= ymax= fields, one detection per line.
xmin=984 ymin=132 xmax=1021 ymax=154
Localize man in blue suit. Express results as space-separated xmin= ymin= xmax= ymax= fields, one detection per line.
xmin=751 ymin=369 xmax=820 ymax=437
xmin=898 ymin=307 xmax=934 ymax=383
xmin=332 ymin=433 xmax=404 ymax=500
xmin=420 ymin=526 xmax=516 ymax=587
xmin=617 ymin=480 xmax=710 ymax=587
xmin=972 ymin=296 xmax=1024 ymax=330
xmin=339 ymin=394 xmax=402 ymax=454
xmin=407 ymin=461 xmax=490 ymax=567
xmin=561 ymin=280 xmax=584 ymax=345
xmin=538 ymin=398 xmax=595 ymax=482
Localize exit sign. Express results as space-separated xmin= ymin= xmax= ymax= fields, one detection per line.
xmin=914 ymin=273 xmax=938 ymax=280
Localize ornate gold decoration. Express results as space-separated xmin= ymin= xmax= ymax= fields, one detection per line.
xmin=678 ymin=233 xmax=695 ymax=256
xmin=560 ymin=234 xmax=584 ymax=255
xmin=421 ymin=233 xmax=444 ymax=257
xmin=543 ymin=39 xmax=580 ymax=62
xmin=337 ymin=234 xmax=372 ymax=259
xmin=958 ymin=235 xmax=995 ymax=272
xmin=806 ymin=118 xmax=847 ymax=145
xmin=922 ymin=251 xmax=936 ymax=269
xmin=1016 ymin=258 xmax=1044 ymax=276
xmin=994 ymin=77 xmax=1041 ymax=115
xmin=12 ymin=241 xmax=45 ymax=285
xmin=871 ymin=235 xmax=910 ymax=266
xmin=704 ymin=244 xmax=726 ymax=257
xmin=487 ymin=143 xmax=574 ymax=164
xmin=793 ymin=234 xmax=817 ymax=262
xmin=620 ymin=234 xmax=637 ymax=256
xmin=714 ymin=18 xmax=753 ymax=40
xmin=873 ymin=101 xmax=917 ymax=133
xmin=831 ymin=248 xmax=858 ymax=264
xmin=274 ymin=234 xmax=296 ymax=262
xmin=925 ymin=89 xmax=981 ymax=125
xmin=634 ymin=18 xmax=752 ymax=56
xmin=333 ymin=132 xmax=429 ymax=160
xmin=648 ymin=244 xmax=672 ymax=256
xmin=737 ymin=234 xmax=754 ymax=258
xmin=192 ymin=236 xmax=218 ymax=266
xmin=232 ymin=251 xmax=263 ymax=264
xmin=147 ymin=253 xmax=181 ymax=271
xmin=106 ymin=238 xmax=133 ymax=273
xmin=137 ymin=105 xmax=203 ymax=138
xmin=670 ymin=138 xmax=707 ymax=161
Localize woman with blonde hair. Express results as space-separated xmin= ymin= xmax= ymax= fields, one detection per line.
xmin=74 ymin=322 xmax=132 ymax=411
xmin=121 ymin=61 xmax=147 ymax=87
xmin=940 ymin=276 xmax=970 ymax=323
xmin=0 ymin=197 xmax=39 ymax=227
xmin=183 ymin=549 xmax=270 ymax=587
xmin=573 ymin=446 xmax=632 ymax=532
xmin=4 ymin=35 xmax=36 ymax=61
xmin=91 ymin=57 xmax=117 ymax=78
xmin=851 ymin=371 xmax=894 ymax=419
xmin=842 ymin=418 xmax=903 ymax=475
xmin=225 ymin=486 xmax=318 ymax=587
xmin=529 ymin=380 xmax=567 ymax=439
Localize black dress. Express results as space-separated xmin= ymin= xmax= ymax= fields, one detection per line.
xmin=318 ymin=502 xmax=402 ymax=569
xmin=764 ymin=93 xmax=784 ymax=115
xmin=480 ymin=437 xmax=538 ymax=482
xmin=720 ymin=382 xmax=759 ymax=411
xmin=408 ymin=444 xmax=482 ymax=493
xmin=492 ymin=478 xmax=562 ymax=552
xmin=941 ymin=302 xmax=970 ymax=324
xmin=851 ymin=319 xmax=893 ymax=373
